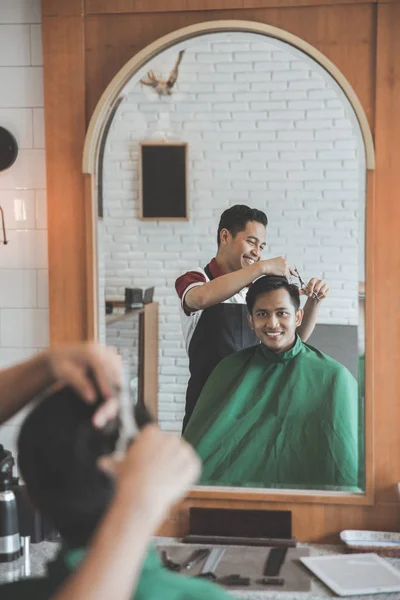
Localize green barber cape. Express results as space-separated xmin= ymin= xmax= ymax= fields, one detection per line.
xmin=184 ymin=336 xmax=360 ymax=491
xmin=0 ymin=546 xmax=232 ymax=600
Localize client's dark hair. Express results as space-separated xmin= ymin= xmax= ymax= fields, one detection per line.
xmin=246 ymin=275 xmax=301 ymax=314
xmin=18 ymin=385 xmax=120 ymax=548
xmin=217 ymin=205 xmax=268 ymax=245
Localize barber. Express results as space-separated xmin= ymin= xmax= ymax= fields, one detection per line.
xmin=175 ymin=205 xmax=329 ymax=431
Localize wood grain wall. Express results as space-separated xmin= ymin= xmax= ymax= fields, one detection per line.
xmin=42 ymin=0 xmax=400 ymax=541
xmin=42 ymin=9 xmax=88 ymax=341
xmin=83 ymin=2 xmax=376 ymax=127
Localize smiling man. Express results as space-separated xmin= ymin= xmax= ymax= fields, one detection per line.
xmin=183 ymin=275 xmax=359 ymax=491
xmin=175 ymin=205 xmax=329 ymax=431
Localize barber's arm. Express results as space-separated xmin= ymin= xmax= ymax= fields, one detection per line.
xmin=51 ymin=426 xmax=201 ymax=600
xmin=185 ymin=256 xmax=295 ymax=311
xmin=297 ymin=278 xmax=329 ymax=342
xmin=0 ymin=344 xmax=121 ymax=427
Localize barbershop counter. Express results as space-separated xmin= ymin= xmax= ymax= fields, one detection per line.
xmin=1 ymin=539 xmax=400 ymax=599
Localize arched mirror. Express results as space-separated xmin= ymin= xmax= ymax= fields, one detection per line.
xmin=86 ymin=24 xmax=373 ymax=498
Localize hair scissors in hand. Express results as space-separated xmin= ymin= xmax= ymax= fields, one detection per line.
xmin=293 ymin=266 xmax=320 ymax=300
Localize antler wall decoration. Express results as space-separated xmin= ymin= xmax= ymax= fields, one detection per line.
xmin=140 ymin=50 xmax=185 ymax=96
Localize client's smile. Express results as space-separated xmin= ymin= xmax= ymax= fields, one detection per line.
xmin=265 ymin=331 xmax=283 ymax=339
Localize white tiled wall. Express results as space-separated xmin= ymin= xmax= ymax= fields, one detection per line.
xmin=99 ymin=32 xmax=366 ymax=432
xmin=0 ymin=0 xmax=48 ymax=458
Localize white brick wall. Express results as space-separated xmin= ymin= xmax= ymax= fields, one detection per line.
xmin=99 ymin=32 xmax=366 ymax=432
xmin=0 ymin=0 xmax=48 ymax=456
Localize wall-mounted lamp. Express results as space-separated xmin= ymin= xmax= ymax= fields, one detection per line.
xmin=0 ymin=206 xmax=8 ymax=245
xmin=0 ymin=127 xmax=18 ymax=245
xmin=0 ymin=127 xmax=18 ymax=172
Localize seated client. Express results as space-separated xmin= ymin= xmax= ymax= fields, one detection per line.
xmin=184 ymin=275 xmax=360 ymax=490
xmin=0 ymin=386 xmax=231 ymax=600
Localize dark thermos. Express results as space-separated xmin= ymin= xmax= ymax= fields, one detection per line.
xmin=0 ymin=445 xmax=21 ymax=562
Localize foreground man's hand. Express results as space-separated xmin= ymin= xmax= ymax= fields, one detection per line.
xmin=101 ymin=425 xmax=201 ymax=525
xmin=0 ymin=343 xmax=121 ymax=427
xmin=46 ymin=343 xmax=121 ymax=427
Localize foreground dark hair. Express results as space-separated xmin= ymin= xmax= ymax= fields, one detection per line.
xmin=217 ymin=205 xmax=268 ymax=245
xmin=18 ymin=386 xmax=120 ymax=548
xmin=246 ymin=275 xmax=301 ymax=314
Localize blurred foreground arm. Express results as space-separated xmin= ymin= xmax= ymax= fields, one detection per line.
xmin=51 ymin=425 xmax=201 ymax=600
xmin=0 ymin=343 xmax=121 ymax=427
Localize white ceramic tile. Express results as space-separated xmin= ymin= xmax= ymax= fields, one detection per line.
xmin=30 ymin=24 xmax=42 ymax=66
xmin=0 ymin=149 xmax=46 ymax=189
xmin=33 ymin=107 xmax=44 ymax=148
xmin=0 ymin=346 xmax=38 ymax=368
xmin=0 ymin=348 xmax=40 ymax=429
xmin=0 ymin=108 xmax=33 ymax=148
xmin=0 ymin=269 xmax=37 ymax=307
xmin=35 ymin=189 xmax=47 ymax=228
xmin=0 ymin=0 xmax=41 ymax=24
xmin=6 ymin=399 xmax=39 ymax=429
xmin=0 ymin=24 xmax=31 ymax=65
xmin=0 ymin=230 xmax=48 ymax=269
xmin=0 ymin=66 xmax=43 ymax=107
xmin=0 ymin=308 xmax=49 ymax=347
xmin=0 ymin=190 xmax=36 ymax=229
xmin=37 ymin=269 xmax=48 ymax=308
xmin=0 ymin=425 xmax=18 ymax=460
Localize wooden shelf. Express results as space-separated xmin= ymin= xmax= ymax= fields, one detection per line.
xmin=105 ymin=304 xmax=144 ymax=326
xmin=104 ymin=301 xmax=159 ymax=420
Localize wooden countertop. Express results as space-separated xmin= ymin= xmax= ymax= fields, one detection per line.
xmin=105 ymin=300 xmax=156 ymax=326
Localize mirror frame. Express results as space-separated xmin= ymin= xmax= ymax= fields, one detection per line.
xmin=82 ymin=20 xmax=375 ymax=508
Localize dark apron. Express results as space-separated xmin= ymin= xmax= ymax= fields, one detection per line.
xmin=182 ymin=265 xmax=258 ymax=432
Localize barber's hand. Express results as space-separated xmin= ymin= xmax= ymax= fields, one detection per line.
xmin=45 ymin=343 xmax=121 ymax=428
xmin=300 ymin=278 xmax=329 ymax=301
xmin=100 ymin=425 xmax=201 ymax=525
xmin=259 ymin=256 xmax=296 ymax=279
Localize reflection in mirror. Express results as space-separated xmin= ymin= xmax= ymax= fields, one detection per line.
xmin=96 ymin=31 xmax=366 ymax=493
xmin=183 ymin=274 xmax=360 ymax=491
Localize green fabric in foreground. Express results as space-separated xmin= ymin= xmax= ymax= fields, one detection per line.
xmin=184 ymin=336 xmax=361 ymax=491
xmin=66 ymin=547 xmax=232 ymax=600
xmin=0 ymin=546 xmax=232 ymax=600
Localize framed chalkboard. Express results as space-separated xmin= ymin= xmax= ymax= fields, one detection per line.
xmin=139 ymin=141 xmax=188 ymax=220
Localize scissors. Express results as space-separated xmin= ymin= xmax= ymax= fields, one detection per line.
xmin=293 ymin=266 xmax=320 ymax=300
xmin=114 ymin=371 xmax=156 ymax=453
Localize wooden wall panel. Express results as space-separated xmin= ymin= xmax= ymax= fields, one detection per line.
xmin=84 ymin=0 xmax=375 ymax=14
xmin=372 ymin=1 xmax=400 ymax=503
xmin=158 ymin=499 xmax=400 ymax=542
xmin=84 ymin=3 xmax=375 ymax=131
xmin=42 ymin=0 xmax=84 ymax=16
xmin=42 ymin=16 xmax=88 ymax=342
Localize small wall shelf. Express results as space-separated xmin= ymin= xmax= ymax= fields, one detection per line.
xmin=105 ymin=301 xmax=159 ymax=420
